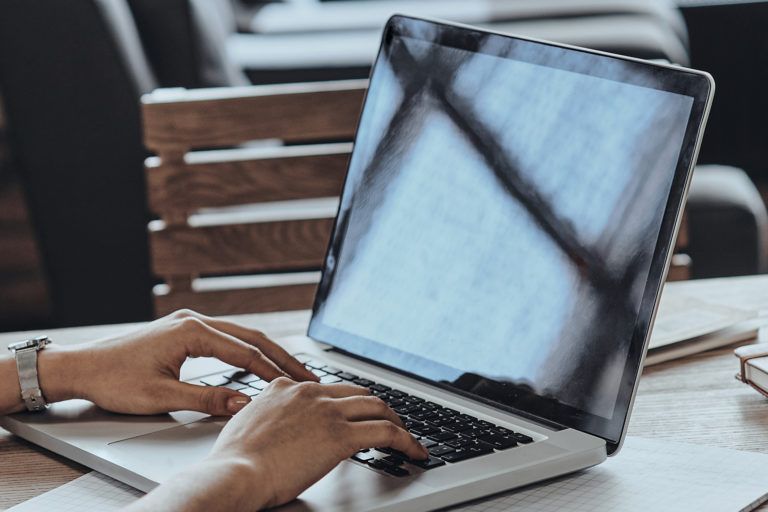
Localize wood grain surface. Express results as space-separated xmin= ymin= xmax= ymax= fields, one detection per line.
xmin=142 ymin=81 xmax=366 ymax=150
xmin=154 ymin=282 xmax=318 ymax=317
xmin=1 ymin=309 xmax=767 ymax=510
xmin=150 ymin=217 xmax=334 ymax=277
xmin=146 ymin=146 xmax=350 ymax=214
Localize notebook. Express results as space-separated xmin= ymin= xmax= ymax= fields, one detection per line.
xmin=9 ymin=437 xmax=768 ymax=512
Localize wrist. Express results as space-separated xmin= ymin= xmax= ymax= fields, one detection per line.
xmin=36 ymin=345 xmax=90 ymax=404
xmin=201 ymin=455 xmax=275 ymax=510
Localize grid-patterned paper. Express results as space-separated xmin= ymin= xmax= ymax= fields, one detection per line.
xmin=452 ymin=437 xmax=768 ymax=512
xmin=8 ymin=437 xmax=768 ymax=511
xmin=7 ymin=471 xmax=143 ymax=512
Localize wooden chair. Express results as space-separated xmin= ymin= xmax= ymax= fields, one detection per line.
xmin=141 ymin=80 xmax=366 ymax=317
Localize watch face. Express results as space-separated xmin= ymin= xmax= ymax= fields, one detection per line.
xmin=8 ymin=337 xmax=49 ymax=351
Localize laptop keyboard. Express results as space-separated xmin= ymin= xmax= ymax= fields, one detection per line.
xmin=200 ymin=355 xmax=535 ymax=477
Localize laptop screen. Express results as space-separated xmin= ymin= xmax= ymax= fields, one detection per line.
xmin=309 ymin=16 xmax=712 ymax=448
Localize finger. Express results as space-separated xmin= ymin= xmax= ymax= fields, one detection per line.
xmin=183 ymin=312 xmax=318 ymax=382
xmin=319 ymin=383 xmax=371 ymax=399
xmin=348 ymin=421 xmax=429 ymax=460
xmin=180 ymin=317 xmax=289 ymax=381
xmin=334 ymin=395 xmax=404 ymax=428
xmin=163 ymin=381 xmax=251 ymax=416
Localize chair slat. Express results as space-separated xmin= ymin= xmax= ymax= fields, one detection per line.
xmin=155 ymin=282 xmax=318 ymax=316
xmin=150 ymin=217 xmax=334 ymax=276
xmin=142 ymin=80 xmax=366 ymax=151
xmin=146 ymin=145 xmax=350 ymax=213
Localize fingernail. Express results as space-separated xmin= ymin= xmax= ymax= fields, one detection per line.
xmin=226 ymin=396 xmax=250 ymax=414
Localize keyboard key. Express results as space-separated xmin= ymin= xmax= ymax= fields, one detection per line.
xmin=383 ymin=455 xmax=405 ymax=466
xmin=223 ymin=381 xmax=247 ymax=391
xmin=428 ymin=431 xmax=457 ymax=442
xmin=419 ymin=438 xmax=438 ymax=449
xmin=410 ymin=425 xmax=440 ymax=436
xmin=459 ymin=427 xmax=489 ymax=438
xmin=384 ymin=466 xmax=410 ymax=477
xmin=427 ymin=416 xmax=451 ymax=427
xmin=353 ymin=378 xmax=374 ymax=387
xmin=337 ymin=372 xmax=358 ymax=381
xmin=249 ymin=380 xmax=268 ymax=390
xmin=411 ymin=411 xmax=438 ymax=421
xmin=352 ymin=451 xmax=375 ymax=463
xmin=321 ymin=366 xmax=342 ymax=375
xmin=444 ymin=421 xmax=473 ymax=433
xmin=409 ymin=455 xmax=446 ymax=470
xmin=404 ymin=420 xmax=426 ymax=431
xmin=311 ymin=368 xmax=328 ymax=378
xmin=319 ymin=375 xmax=342 ymax=384
xmin=388 ymin=390 xmax=407 ymax=398
xmin=303 ymin=359 xmax=326 ymax=369
xmin=200 ymin=375 xmax=230 ymax=386
xmin=368 ymin=459 xmax=389 ymax=470
xmin=512 ymin=433 xmax=534 ymax=444
xmin=233 ymin=373 xmax=261 ymax=385
xmin=386 ymin=399 xmax=405 ymax=408
xmin=241 ymin=387 xmax=261 ymax=397
xmin=394 ymin=404 xmax=420 ymax=415
xmin=445 ymin=438 xmax=473 ymax=449
xmin=296 ymin=354 xmax=312 ymax=363
xmin=369 ymin=384 xmax=391 ymax=393
xmin=429 ymin=444 xmax=455 ymax=457
xmin=440 ymin=445 xmax=494 ymax=463
xmin=406 ymin=396 xmax=424 ymax=404
xmin=477 ymin=433 xmax=517 ymax=450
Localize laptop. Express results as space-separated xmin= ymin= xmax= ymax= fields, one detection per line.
xmin=1 ymin=15 xmax=713 ymax=512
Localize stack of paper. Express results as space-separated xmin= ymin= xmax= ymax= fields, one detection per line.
xmin=647 ymin=275 xmax=768 ymax=365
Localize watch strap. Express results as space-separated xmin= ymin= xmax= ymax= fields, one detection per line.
xmin=14 ymin=346 xmax=48 ymax=411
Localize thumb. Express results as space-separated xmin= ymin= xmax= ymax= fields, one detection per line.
xmin=168 ymin=382 xmax=251 ymax=416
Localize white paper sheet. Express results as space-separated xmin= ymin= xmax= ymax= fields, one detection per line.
xmin=453 ymin=437 xmax=768 ymax=512
xmin=10 ymin=437 xmax=768 ymax=512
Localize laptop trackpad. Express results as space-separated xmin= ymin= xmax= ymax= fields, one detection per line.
xmin=107 ymin=417 xmax=227 ymax=485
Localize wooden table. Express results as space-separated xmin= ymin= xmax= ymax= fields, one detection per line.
xmin=1 ymin=309 xmax=767 ymax=510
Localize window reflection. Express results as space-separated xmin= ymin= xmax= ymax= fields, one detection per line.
xmin=315 ymin=34 xmax=693 ymax=419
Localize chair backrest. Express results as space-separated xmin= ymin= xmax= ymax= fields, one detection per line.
xmin=141 ymin=80 xmax=366 ymax=316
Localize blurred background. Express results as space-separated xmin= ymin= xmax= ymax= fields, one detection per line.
xmin=1 ymin=0 xmax=767 ymax=332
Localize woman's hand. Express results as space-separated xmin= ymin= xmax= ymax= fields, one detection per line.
xmin=211 ymin=378 xmax=429 ymax=508
xmin=129 ymin=378 xmax=429 ymax=511
xmin=36 ymin=309 xmax=318 ymax=416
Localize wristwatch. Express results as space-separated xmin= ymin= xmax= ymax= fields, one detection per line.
xmin=7 ymin=336 xmax=52 ymax=412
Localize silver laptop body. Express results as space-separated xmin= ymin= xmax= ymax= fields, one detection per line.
xmin=1 ymin=15 xmax=713 ymax=512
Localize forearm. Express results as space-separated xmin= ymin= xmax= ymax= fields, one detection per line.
xmin=124 ymin=457 xmax=272 ymax=512
xmin=0 ymin=346 xmax=84 ymax=415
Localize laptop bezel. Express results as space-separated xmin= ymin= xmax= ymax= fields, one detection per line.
xmin=307 ymin=14 xmax=714 ymax=455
